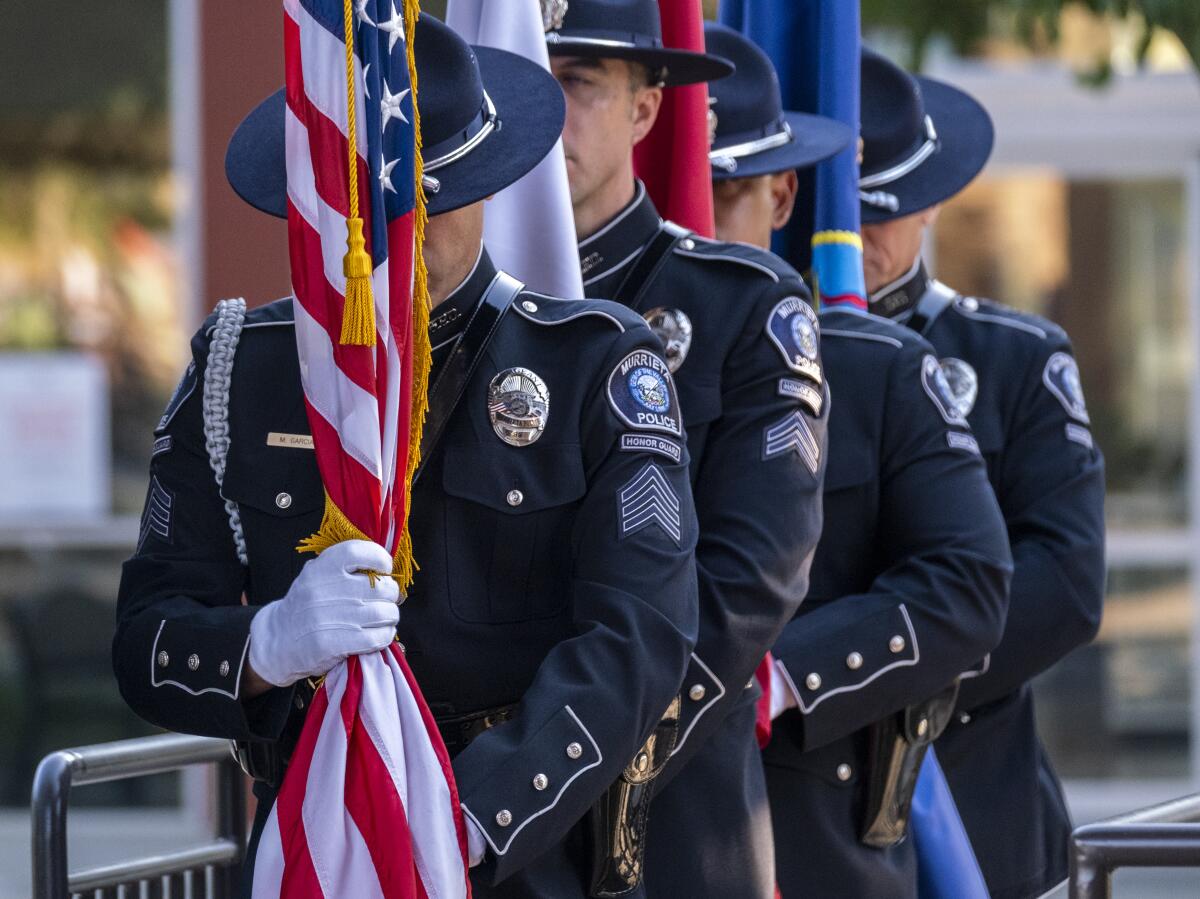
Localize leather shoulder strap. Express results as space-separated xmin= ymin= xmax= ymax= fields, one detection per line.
xmin=615 ymin=221 xmax=689 ymax=312
xmin=415 ymin=271 xmax=523 ymax=483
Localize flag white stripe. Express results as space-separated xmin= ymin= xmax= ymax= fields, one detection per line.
xmin=285 ymin=0 xmax=368 ymax=158
xmin=252 ymin=801 xmax=285 ymax=898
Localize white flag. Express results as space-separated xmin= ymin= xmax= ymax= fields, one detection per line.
xmin=446 ymin=0 xmax=584 ymax=298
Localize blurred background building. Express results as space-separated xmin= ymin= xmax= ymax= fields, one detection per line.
xmin=1 ymin=1 xmax=1198 ymax=896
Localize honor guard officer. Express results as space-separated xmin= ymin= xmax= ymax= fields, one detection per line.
xmin=113 ymin=16 xmax=701 ymax=898
xmin=546 ymin=4 xmax=834 ymax=895
xmin=705 ymin=25 xmax=1013 ymax=898
xmin=859 ymin=50 xmax=1106 ymax=899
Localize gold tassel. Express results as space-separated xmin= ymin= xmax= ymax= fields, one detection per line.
xmin=340 ymin=217 xmax=375 ymax=345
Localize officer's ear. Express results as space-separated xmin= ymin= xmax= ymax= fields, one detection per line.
xmin=629 ymin=65 xmax=663 ymax=146
xmin=770 ymin=170 xmax=800 ymax=232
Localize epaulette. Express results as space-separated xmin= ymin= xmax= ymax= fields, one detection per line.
xmin=512 ymin=292 xmax=644 ymax=333
xmin=819 ymin=308 xmax=918 ymax=353
xmin=671 ymin=234 xmax=801 ymax=284
xmin=204 ymin=296 xmax=295 ymax=337
xmin=949 ymin=295 xmax=1063 ymax=343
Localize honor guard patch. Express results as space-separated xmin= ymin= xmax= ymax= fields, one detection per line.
xmin=643 ymin=307 xmax=693 ymax=373
xmin=618 ymin=462 xmax=683 ymax=546
xmin=921 ymin=355 xmax=968 ymax=427
xmin=762 ymin=410 xmax=821 ymax=474
xmin=607 ymin=350 xmax=682 ymax=437
xmin=766 ymin=297 xmax=822 ymax=384
xmin=1065 ymin=423 xmax=1094 ymax=449
xmin=778 ymin=378 xmax=824 ymax=417
xmin=489 ymin=368 xmax=550 ymax=447
xmin=156 ymin=361 xmax=197 ymax=433
xmin=939 ymin=358 xmax=978 ymax=419
xmin=151 ymin=436 xmax=173 ymax=458
xmin=620 ymin=433 xmax=683 ymax=464
xmin=947 ymin=431 xmax=981 ymax=455
xmin=1044 ymin=352 xmax=1090 ymax=424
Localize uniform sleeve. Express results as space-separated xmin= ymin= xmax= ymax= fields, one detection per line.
xmin=451 ymin=325 xmax=699 ymax=885
xmin=771 ymin=339 xmax=1012 ymax=752
xmin=111 ymin=324 xmax=294 ymax=742
xmin=955 ymin=335 xmax=1105 ymax=710
xmin=655 ymin=276 xmax=828 ymax=784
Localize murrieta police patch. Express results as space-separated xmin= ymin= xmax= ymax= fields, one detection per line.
xmin=607 ymin=350 xmax=682 ymax=437
xmin=766 ymin=296 xmax=822 ymax=384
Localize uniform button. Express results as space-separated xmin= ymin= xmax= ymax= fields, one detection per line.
xmin=805 ymin=673 xmax=822 ymax=691
xmin=495 ymin=809 xmax=513 ymax=827
xmin=219 ymin=660 xmax=230 ymax=678
xmin=187 ymin=654 xmax=200 ymax=671
xmin=961 ymin=297 xmax=979 ymax=311
xmin=846 ymin=652 xmax=863 ymax=670
xmin=836 ymin=764 xmax=852 ymax=782
xmin=566 ymin=742 xmax=583 ymax=760
xmin=688 ymin=684 xmax=706 ymax=701
xmin=680 ymin=238 xmax=696 ymax=250
xmin=294 ymin=693 xmax=307 ymax=710
xmin=635 ymin=752 xmax=649 ymax=773
xmin=156 ymin=650 xmax=169 ymax=668
xmin=521 ymin=300 xmax=539 ymax=313
xmin=958 ymin=712 xmax=972 ymax=725
xmin=916 ymin=717 xmax=929 ymax=738
xmin=532 ymin=773 xmax=549 ymax=791
xmin=275 ymin=492 xmax=293 ymax=510
xmin=506 ymin=489 xmax=524 ymax=507
xmin=889 ymin=635 xmax=906 ymax=654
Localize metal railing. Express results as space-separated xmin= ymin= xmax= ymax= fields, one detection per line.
xmin=31 ymin=733 xmax=246 ymax=899
xmin=1070 ymin=791 xmax=1200 ymax=898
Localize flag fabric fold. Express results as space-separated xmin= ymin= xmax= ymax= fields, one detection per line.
xmin=444 ymin=0 xmax=584 ymax=298
xmin=911 ymin=749 xmax=990 ymax=899
xmin=260 ymin=1 xmax=470 ymax=896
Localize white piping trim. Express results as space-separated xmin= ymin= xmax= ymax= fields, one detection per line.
xmin=868 ymin=256 xmax=923 ymax=305
xmin=462 ymin=704 xmax=603 ymax=857
xmin=578 ymin=182 xmax=648 ymax=249
xmin=710 ymin=121 xmax=794 ymax=172
xmin=546 ymin=34 xmax=639 ymax=51
xmin=669 ymin=653 xmax=727 ymax=758
xmin=149 ymin=619 xmax=248 ymax=700
xmin=423 ymin=92 xmax=499 ymax=173
xmin=859 ymin=115 xmax=939 ymax=189
xmin=441 ymin=243 xmax=487 ymax=307
xmin=959 ymin=653 xmax=990 ymax=680
xmin=581 ymin=246 xmax=644 ymax=287
xmin=513 ymin=302 xmax=626 ymax=332
xmin=797 ymin=604 xmax=920 ymax=715
xmin=820 ymin=328 xmax=903 ymax=349
xmin=672 ymin=247 xmax=781 ymax=282
xmin=953 ymin=302 xmax=1048 ymax=339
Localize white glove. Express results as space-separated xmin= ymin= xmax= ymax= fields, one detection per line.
xmin=248 ymin=540 xmax=400 ymax=688
xmin=769 ymin=659 xmax=799 ymax=721
xmin=466 ymin=818 xmax=487 ymax=867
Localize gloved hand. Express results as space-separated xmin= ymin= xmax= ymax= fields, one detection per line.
xmin=248 ymin=540 xmax=400 ymax=688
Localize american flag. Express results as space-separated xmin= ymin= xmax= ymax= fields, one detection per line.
xmin=252 ymin=1 xmax=471 ymax=896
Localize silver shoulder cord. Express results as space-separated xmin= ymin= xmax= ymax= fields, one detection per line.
xmin=203 ymin=298 xmax=249 ymax=566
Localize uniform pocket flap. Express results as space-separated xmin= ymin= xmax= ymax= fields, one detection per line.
xmin=221 ymin=447 xmax=324 ymax=517
xmin=442 ymin=443 xmax=586 ymax=514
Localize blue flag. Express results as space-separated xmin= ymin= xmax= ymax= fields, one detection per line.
xmin=912 ymin=749 xmax=990 ymax=899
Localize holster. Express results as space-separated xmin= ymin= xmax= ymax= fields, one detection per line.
xmin=587 ymin=696 xmax=682 ymax=898
xmin=232 ymin=678 xmax=318 ymax=790
xmin=859 ymin=681 xmax=960 ymax=849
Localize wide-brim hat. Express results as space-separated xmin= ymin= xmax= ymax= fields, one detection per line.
xmin=704 ymin=23 xmax=852 ymax=179
xmin=226 ymin=19 xmax=565 ymax=218
xmin=545 ymin=0 xmax=733 ymax=87
xmin=859 ymin=48 xmax=994 ymax=224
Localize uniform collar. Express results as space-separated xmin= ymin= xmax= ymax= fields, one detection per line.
xmin=868 ymin=256 xmax=930 ymax=320
xmin=577 ymin=180 xmax=663 ymax=289
xmin=430 ymin=244 xmax=496 ymax=350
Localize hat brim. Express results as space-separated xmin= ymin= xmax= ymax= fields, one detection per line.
xmin=546 ymin=39 xmax=733 ymax=86
xmin=710 ymin=112 xmax=854 ymax=181
xmin=225 ymin=47 xmax=566 ymax=219
xmin=860 ymin=77 xmax=994 ymax=224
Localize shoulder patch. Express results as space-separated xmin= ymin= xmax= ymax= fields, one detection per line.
xmin=921 ymin=355 xmax=969 ymax=427
xmin=138 ymin=475 xmax=174 ymax=551
xmin=156 ymin=361 xmax=197 ymax=433
xmin=762 ymin=410 xmax=821 ymax=473
xmin=620 ymin=433 xmax=683 ymax=464
xmin=766 ymin=297 xmax=822 ymax=384
xmin=151 ymin=435 xmax=174 ymax=458
xmin=1043 ymin=351 xmax=1090 ymax=424
xmin=778 ymin=378 xmax=824 ymax=417
xmin=946 ymin=431 xmax=981 ymax=455
xmin=618 ymin=462 xmax=683 ymax=546
xmin=939 ymin=357 xmax=978 ymax=419
xmin=607 ymin=349 xmax=683 ymax=437
xmin=1065 ymin=423 xmax=1094 ymax=449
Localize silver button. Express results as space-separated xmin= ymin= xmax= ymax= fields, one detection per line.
xmin=219 ymin=660 xmax=230 ymax=678
xmin=635 ymin=752 xmax=649 ymax=773
xmin=275 ymin=492 xmax=293 ymax=509
xmin=506 ymin=489 xmax=524 ymax=507
xmin=688 ymin=684 xmax=706 ymax=702
xmin=916 ymin=717 xmax=929 ymax=738
xmin=889 ymin=635 xmax=906 ymax=654
xmin=846 ymin=652 xmax=863 ymax=670
xmin=521 ymin=300 xmax=539 ymax=313
xmin=187 ymin=654 xmax=200 ymax=671
xmin=680 ymin=238 xmax=696 ymax=250
xmin=294 ymin=693 xmax=307 ymax=709
xmin=836 ymin=764 xmax=852 ymax=782
xmin=495 ymin=809 xmax=513 ymax=827
xmin=958 ymin=712 xmax=972 ymax=725
xmin=566 ymin=742 xmax=583 ymax=759
xmin=805 ymin=673 xmax=822 ymax=691
xmin=960 ymin=297 xmax=979 ymax=312
xmin=532 ymin=773 xmax=549 ymax=791
xmin=156 ymin=650 xmax=169 ymax=668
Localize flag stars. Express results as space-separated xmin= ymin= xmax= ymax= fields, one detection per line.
xmin=363 ymin=63 xmax=372 ymax=99
xmin=355 ymin=0 xmax=375 ymax=27
xmin=381 ymin=82 xmax=410 ymax=129
xmin=379 ymin=157 xmax=399 ymax=194
xmin=378 ymin=2 xmax=406 ymax=55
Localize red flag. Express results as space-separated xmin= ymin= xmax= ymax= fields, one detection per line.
xmin=633 ymin=0 xmax=715 ymax=237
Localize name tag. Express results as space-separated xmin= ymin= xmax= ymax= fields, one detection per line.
xmin=267 ymin=432 xmax=314 ymax=450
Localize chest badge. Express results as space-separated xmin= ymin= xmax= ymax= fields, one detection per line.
xmin=643 ymin=307 xmax=693 ymax=373
xmin=488 ymin=368 xmax=550 ymax=447
xmin=766 ymin=297 xmax=822 ymax=384
xmin=938 ymin=357 xmax=978 ymax=419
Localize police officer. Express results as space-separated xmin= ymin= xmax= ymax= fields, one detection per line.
xmin=544 ymin=3 xmax=833 ymax=895
xmin=859 ymin=50 xmax=1107 ymax=899
xmin=113 ymin=16 xmax=700 ymax=898
xmin=704 ymin=24 xmax=1013 ymax=898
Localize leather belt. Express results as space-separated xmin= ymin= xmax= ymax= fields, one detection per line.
xmin=434 ymin=703 xmax=518 ymax=756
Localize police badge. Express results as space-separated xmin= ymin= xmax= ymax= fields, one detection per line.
xmin=643 ymin=307 xmax=693 ymax=373
xmin=938 ymin=357 xmax=978 ymax=419
xmin=1043 ymin=351 xmax=1090 ymax=424
xmin=488 ymin=367 xmax=550 ymax=447
xmin=920 ymin=354 xmax=969 ymax=427
xmin=541 ymin=0 xmax=568 ymax=31
xmin=765 ymin=297 xmax=822 ymax=384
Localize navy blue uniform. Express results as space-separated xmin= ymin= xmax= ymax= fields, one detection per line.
xmin=874 ymin=262 xmax=1106 ymax=899
xmin=113 ymin=251 xmax=700 ymax=898
xmin=764 ymin=308 xmax=1012 ymax=898
xmin=580 ymin=182 xmax=828 ymax=898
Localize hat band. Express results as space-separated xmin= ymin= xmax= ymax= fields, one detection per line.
xmin=422 ymin=91 xmax=500 ymax=191
xmin=859 ymin=114 xmax=939 ymax=191
xmin=709 ymin=119 xmax=794 ymax=173
xmin=545 ymin=30 xmax=665 ymax=51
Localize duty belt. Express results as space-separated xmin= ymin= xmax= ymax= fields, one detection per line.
xmin=433 ymin=703 xmax=519 ymax=756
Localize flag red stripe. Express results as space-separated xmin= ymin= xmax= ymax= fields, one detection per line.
xmin=305 ymin=397 xmax=386 ymax=539
xmin=274 ymin=684 xmax=330 ymax=899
